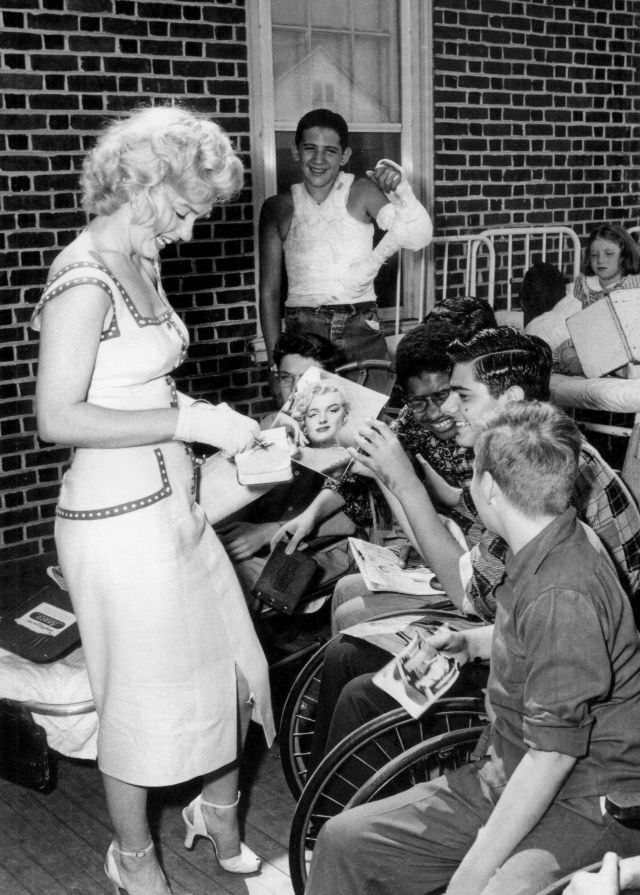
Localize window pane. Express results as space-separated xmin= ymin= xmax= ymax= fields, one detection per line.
xmin=272 ymin=27 xmax=307 ymax=84
xmin=272 ymin=0 xmax=399 ymax=125
xmin=353 ymin=35 xmax=398 ymax=121
xmin=272 ymin=0 xmax=306 ymax=27
xmin=311 ymin=0 xmax=350 ymax=29
xmin=354 ymin=0 xmax=390 ymax=31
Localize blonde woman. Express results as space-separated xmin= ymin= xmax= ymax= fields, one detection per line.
xmin=33 ymin=105 xmax=274 ymax=895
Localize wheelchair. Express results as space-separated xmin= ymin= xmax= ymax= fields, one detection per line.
xmin=279 ymin=608 xmax=487 ymax=798
xmin=288 ymin=715 xmax=487 ymax=894
xmin=288 ymin=698 xmax=487 ymax=894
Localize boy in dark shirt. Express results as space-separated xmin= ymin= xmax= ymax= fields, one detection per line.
xmin=307 ymin=402 xmax=640 ymax=895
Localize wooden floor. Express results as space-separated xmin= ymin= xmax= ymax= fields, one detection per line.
xmin=0 ymin=725 xmax=298 ymax=895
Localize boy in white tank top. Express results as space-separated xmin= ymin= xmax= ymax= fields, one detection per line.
xmin=259 ymin=108 xmax=432 ymax=373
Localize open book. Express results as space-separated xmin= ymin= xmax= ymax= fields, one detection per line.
xmin=373 ymin=629 xmax=459 ymax=718
xmin=348 ymin=536 xmax=444 ymax=597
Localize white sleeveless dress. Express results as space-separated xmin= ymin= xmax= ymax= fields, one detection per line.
xmin=32 ymin=259 xmax=274 ymax=786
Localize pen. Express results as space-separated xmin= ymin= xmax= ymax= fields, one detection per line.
xmin=252 ymin=436 xmax=273 ymax=450
xmin=389 ymin=403 xmax=411 ymax=433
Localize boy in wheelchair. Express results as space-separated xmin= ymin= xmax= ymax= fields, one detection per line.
xmin=306 ymin=401 xmax=640 ymax=895
xmin=307 ymin=328 xmax=640 ymax=769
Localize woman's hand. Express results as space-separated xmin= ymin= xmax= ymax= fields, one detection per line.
xmin=348 ymin=418 xmax=419 ymax=493
xmin=216 ymin=521 xmax=276 ymax=561
xmin=272 ymin=409 xmax=308 ymax=447
xmin=174 ymin=402 xmax=260 ymax=455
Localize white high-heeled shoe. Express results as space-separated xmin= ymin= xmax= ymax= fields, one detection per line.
xmin=182 ymin=791 xmax=261 ymax=874
xmin=104 ymin=840 xmax=172 ymax=895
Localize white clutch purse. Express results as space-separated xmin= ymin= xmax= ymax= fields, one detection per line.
xmin=235 ymin=427 xmax=294 ymax=486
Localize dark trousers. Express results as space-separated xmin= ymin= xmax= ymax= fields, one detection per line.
xmin=309 ymin=634 xmax=488 ymax=772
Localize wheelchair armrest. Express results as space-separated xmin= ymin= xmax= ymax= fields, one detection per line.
xmin=605 ymin=790 xmax=640 ymax=823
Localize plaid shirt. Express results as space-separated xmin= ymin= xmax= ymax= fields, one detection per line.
xmin=462 ymin=439 xmax=640 ymax=623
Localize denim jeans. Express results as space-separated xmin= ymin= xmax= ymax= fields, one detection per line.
xmin=284 ymin=303 xmax=389 ymax=364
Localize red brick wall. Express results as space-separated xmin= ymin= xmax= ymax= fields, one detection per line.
xmin=0 ymin=0 xmax=266 ymax=562
xmin=1 ymin=0 xmax=639 ymax=561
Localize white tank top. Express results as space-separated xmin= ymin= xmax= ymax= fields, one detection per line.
xmin=283 ymin=172 xmax=376 ymax=307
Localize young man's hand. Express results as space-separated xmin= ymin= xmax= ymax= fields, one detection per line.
xmin=271 ymin=510 xmax=315 ymax=554
xmin=349 ymin=418 xmax=419 ymax=494
xmin=563 ymin=852 xmax=620 ymax=894
xmin=427 ymin=625 xmax=472 ymax=666
xmin=366 ymin=160 xmax=403 ymax=195
xmin=216 ymin=521 xmax=275 ymax=561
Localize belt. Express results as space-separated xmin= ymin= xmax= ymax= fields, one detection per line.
xmin=286 ymin=302 xmax=377 ymax=314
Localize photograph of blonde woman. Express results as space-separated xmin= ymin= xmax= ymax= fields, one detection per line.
xmin=32 ymin=104 xmax=275 ymax=895
xmin=284 ymin=371 xmax=387 ymax=477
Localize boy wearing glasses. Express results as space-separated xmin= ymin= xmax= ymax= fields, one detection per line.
xmin=271 ymin=304 xmax=497 ymax=580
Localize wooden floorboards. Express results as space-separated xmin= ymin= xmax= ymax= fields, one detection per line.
xmin=0 ymin=727 xmax=297 ymax=895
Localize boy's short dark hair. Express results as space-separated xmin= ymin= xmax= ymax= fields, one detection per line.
xmin=295 ymin=109 xmax=350 ymax=150
xmin=448 ymin=327 xmax=552 ymax=401
xmin=423 ymin=297 xmax=497 ymax=348
xmin=272 ymin=331 xmax=346 ymax=373
xmin=395 ymin=299 xmax=497 ymax=391
xmin=474 ymin=401 xmax=581 ymax=517
xmin=394 ymin=325 xmax=451 ymax=390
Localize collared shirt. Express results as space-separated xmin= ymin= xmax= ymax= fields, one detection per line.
xmin=461 ymin=439 xmax=640 ymax=622
xmin=489 ymin=508 xmax=640 ymax=798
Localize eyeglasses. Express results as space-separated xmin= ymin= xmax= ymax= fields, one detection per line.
xmin=274 ymin=372 xmax=300 ymax=387
xmin=405 ymin=389 xmax=451 ymax=413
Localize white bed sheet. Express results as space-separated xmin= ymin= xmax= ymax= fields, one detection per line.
xmin=550 ymin=373 xmax=640 ymax=414
xmin=0 ymin=645 xmax=97 ymax=760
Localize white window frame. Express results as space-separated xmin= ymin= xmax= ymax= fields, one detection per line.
xmin=247 ymin=0 xmax=434 ymax=353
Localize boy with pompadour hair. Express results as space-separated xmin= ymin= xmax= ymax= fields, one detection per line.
xmin=307 ymin=401 xmax=640 ymax=895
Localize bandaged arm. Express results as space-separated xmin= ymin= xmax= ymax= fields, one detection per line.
xmin=345 ymin=161 xmax=433 ymax=292
xmin=373 ymin=159 xmax=433 ymax=258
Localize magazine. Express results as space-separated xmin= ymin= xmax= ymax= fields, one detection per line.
xmin=348 ymin=536 xmax=445 ymax=597
xmin=372 ymin=628 xmax=459 ymax=718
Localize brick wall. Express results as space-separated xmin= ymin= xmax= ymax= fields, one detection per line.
xmin=1 ymin=0 xmax=639 ymax=561
xmin=432 ymin=0 xmax=640 ymax=244
xmin=0 ymin=0 xmax=265 ymax=562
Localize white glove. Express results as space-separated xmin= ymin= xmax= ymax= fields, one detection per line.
xmin=173 ymin=401 xmax=260 ymax=455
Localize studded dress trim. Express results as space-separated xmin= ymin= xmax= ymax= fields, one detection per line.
xmin=33 ymin=260 xmax=189 ymax=360
xmin=56 ymin=448 xmax=172 ymax=520
xmin=36 ymin=264 xmax=120 ymax=341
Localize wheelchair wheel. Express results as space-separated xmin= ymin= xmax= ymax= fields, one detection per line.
xmin=348 ymin=724 xmax=485 ymax=808
xmin=288 ymin=698 xmax=486 ymax=895
xmin=279 ymin=610 xmax=486 ymax=799
xmin=279 ymin=640 xmax=328 ymax=798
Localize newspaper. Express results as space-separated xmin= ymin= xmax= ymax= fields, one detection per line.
xmin=372 ymin=628 xmax=459 ymax=718
xmin=348 ymin=536 xmax=445 ymax=596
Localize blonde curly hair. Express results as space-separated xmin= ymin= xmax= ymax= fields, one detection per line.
xmin=290 ymin=382 xmax=349 ymax=423
xmin=80 ymin=104 xmax=243 ymax=225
